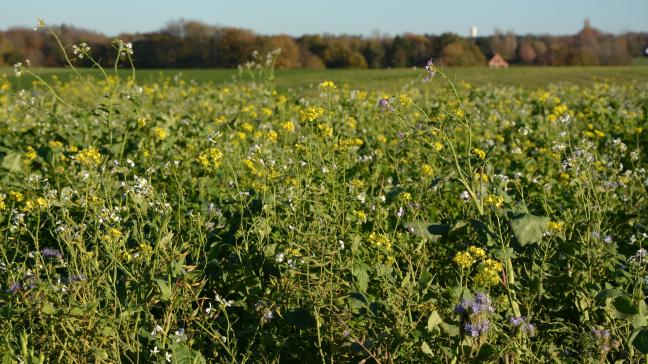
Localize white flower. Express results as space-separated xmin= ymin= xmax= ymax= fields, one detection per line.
xmin=34 ymin=17 xmax=46 ymax=30
xmin=275 ymin=253 xmax=285 ymax=263
xmin=165 ymin=352 xmax=172 ymax=362
xmin=13 ymin=63 xmax=23 ymax=77
xmin=150 ymin=346 xmax=160 ymax=355
xmin=215 ymin=294 xmax=234 ymax=307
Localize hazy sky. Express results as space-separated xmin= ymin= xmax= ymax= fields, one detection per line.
xmin=2 ymin=0 xmax=646 ymax=37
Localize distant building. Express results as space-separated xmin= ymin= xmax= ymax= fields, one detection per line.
xmin=488 ymin=53 xmax=508 ymax=68
xmin=470 ymin=26 xmax=478 ymax=38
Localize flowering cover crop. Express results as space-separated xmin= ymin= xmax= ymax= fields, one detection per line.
xmin=1 ymin=27 xmax=648 ymax=363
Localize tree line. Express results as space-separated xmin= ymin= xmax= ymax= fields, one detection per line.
xmin=0 ymin=19 xmax=646 ymax=68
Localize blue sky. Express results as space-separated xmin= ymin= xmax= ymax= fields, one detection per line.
xmin=2 ymin=0 xmax=646 ymax=36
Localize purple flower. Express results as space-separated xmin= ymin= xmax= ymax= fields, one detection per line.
xmin=592 ymin=328 xmax=610 ymax=339
xmin=454 ymin=303 xmax=466 ymax=314
xmin=509 ymin=316 xmax=525 ymax=327
xmin=455 ymin=293 xmax=494 ymax=316
xmin=423 ymin=59 xmax=436 ymax=82
xmin=262 ymin=309 xmax=274 ymax=323
xmin=604 ymin=235 xmax=613 ymax=244
xmin=6 ymin=282 xmax=21 ymax=294
xmin=67 ymin=274 xmax=86 ymax=284
xmin=396 ymin=206 xmax=405 ymax=218
xmin=521 ymin=323 xmax=536 ymax=337
xmin=41 ymin=248 xmax=63 ymax=259
xmin=464 ymin=319 xmax=490 ymax=337
xmin=378 ymin=97 xmax=394 ymax=112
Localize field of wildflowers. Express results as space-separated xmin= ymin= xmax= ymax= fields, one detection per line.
xmin=1 ymin=24 xmax=648 ymax=363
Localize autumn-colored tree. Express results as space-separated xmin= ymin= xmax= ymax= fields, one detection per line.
xmin=518 ymin=40 xmax=537 ymax=64
xmin=268 ymin=35 xmax=301 ymax=68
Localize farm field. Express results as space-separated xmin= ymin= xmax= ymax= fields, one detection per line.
xmin=2 ymin=63 xmax=648 ymax=94
xmin=1 ymin=51 xmax=648 ymax=363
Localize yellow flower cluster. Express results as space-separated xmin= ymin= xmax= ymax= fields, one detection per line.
xmin=197 ymin=147 xmax=223 ymax=169
xmin=453 ymin=251 xmax=475 ymax=269
xmin=468 ymin=246 xmax=486 ymax=260
xmin=282 ymin=121 xmax=295 ymax=133
xmin=48 ymin=140 xmax=63 ymax=149
xmin=336 ymin=138 xmax=364 ymax=148
xmin=9 ymin=191 xmax=24 ymax=202
xmin=317 ymin=123 xmax=333 ymax=137
xmin=475 ymin=258 xmax=503 ymax=286
xmin=319 ymin=80 xmax=337 ymax=92
xmin=547 ymin=221 xmax=564 ymax=234
xmin=0 ymin=194 xmax=5 ymax=211
xmin=23 ymin=146 xmax=37 ymax=165
xmin=484 ymin=194 xmax=504 ymax=208
xmin=243 ymin=159 xmax=259 ymax=176
xmin=242 ymin=122 xmax=254 ymax=133
xmin=354 ymin=210 xmax=367 ymax=222
xmin=398 ymin=94 xmax=413 ymax=107
xmin=299 ymin=106 xmax=325 ymax=122
xmin=368 ymin=232 xmax=392 ymax=250
xmin=75 ymin=147 xmax=102 ymax=167
xmin=399 ymin=192 xmax=412 ymax=203
xmin=454 ymin=245 xmax=503 ymax=286
xmin=453 ymin=245 xmax=486 ymax=269
xmin=471 ymin=148 xmax=486 ymax=160
xmin=152 ymin=127 xmax=167 ymax=141
xmin=102 ymin=228 xmax=123 ymax=243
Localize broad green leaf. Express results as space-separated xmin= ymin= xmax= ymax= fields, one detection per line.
xmin=510 ymin=214 xmax=550 ymax=246
xmin=42 ymin=302 xmax=56 ymax=315
xmin=171 ymin=342 xmax=207 ymax=364
xmin=352 ymin=262 xmax=370 ymax=292
xmin=348 ymin=292 xmax=370 ymax=313
xmin=421 ymin=342 xmax=434 ymax=356
xmin=614 ymin=295 xmax=640 ymax=315
xmin=441 ymin=321 xmax=460 ymax=337
xmin=633 ymin=328 xmax=648 ymax=355
xmin=405 ymin=221 xmax=450 ymax=241
xmin=1 ymin=152 xmax=22 ymax=173
xmin=597 ymin=287 xmax=624 ymax=301
xmin=283 ymin=308 xmax=315 ymax=329
xmin=475 ymin=344 xmax=497 ymax=362
xmin=426 ymin=311 xmax=443 ymax=332
xmin=155 ymin=279 xmax=173 ymax=301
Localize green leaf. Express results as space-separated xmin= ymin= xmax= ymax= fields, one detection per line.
xmin=475 ymin=343 xmax=497 ymax=362
xmin=171 ymin=342 xmax=207 ymax=364
xmin=155 ymin=279 xmax=173 ymax=301
xmin=42 ymin=302 xmax=56 ymax=315
xmin=352 ymin=262 xmax=370 ymax=292
xmin=421 ymin=341 xmax=434 ymax=356
xmin=633 ymin=328 xmax=648 ymax=355
xmin=263 ymin=243 xmax=277 ymax=258
xmin=613 ymin=295 xmax=640 ymax=315
xmin=405 ymin=221 xmax=450 ymax=241
xmin=101 ymin=326 xmax=116 ymax=338
xmin=283 ymin=308 xmax=315 ymax=329
xmin=426 ymin=311 xmax=443 ymax=332
xmin=348 ymin=292 xmax=370 ymax=313
xmin=597 ymin=287 xmax=624 ymax=301
xmin=1 ymin=152 xmax=22 ymax=173
xmin=510 ymin=214 xmax=550 ymax=246
xmin=441 ymin=321 xmax=460 ymax=337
